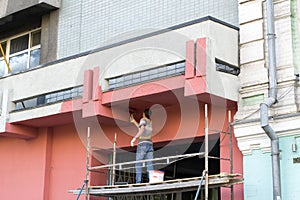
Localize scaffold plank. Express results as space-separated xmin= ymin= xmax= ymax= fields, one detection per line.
xmin=69 ymin=174 xmax=243 ymax=197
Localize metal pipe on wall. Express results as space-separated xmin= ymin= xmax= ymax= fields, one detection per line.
xmin=260 ymin=0 xmax=282 ymax=200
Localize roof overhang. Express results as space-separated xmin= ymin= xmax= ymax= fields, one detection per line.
xmin=0 ymin=2 xmax=59 ymax=37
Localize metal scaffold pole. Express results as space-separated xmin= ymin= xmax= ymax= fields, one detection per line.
xmin=228 ymin=110 xmax=234 ymax=200
xmin=85 ymin=127 xmax=91 ymax=200
xmin=69 ymin=109 xmax=245 ymax=199
xmin=112 ymin=132 xmax=117 ymax=185
xmin=205 ymin=104 xmax=208 ymax=200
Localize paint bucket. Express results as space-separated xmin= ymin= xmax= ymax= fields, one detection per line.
xmin=149 ymin=170 xmax=164 ymax=183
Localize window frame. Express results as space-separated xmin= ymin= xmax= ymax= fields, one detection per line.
xmin=0 ymin=28 xmax=41 ymax=76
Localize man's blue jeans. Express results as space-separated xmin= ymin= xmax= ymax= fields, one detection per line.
xmin=136 ymin=142 xmax=154 ymax=183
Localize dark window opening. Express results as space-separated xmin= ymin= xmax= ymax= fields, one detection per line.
xmin=10 ymin=35 xmax=29 ymax=54
xmin=0 ymin=41 xmax=7 ymax=57
xmin=100 ymin=135 xmax=221 ymax=200
xmin=215 ymin=58 xmax=239 ymax=76
xmin=31 ymin=30 xmax=41 ymax=47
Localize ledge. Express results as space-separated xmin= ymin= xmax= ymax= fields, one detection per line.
xmin=0 ymin=123 xmax=37 ymax=139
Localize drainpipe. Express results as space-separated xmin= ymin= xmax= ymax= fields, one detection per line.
xmin=260 ymin=0 xmax=281 ymax=200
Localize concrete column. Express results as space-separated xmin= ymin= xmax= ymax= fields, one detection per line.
xmin=41 ymin=10 xmax=59 ymax=64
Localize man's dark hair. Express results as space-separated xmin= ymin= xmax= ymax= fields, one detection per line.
xmin=144 ymin=108 xmax=152 ymax=119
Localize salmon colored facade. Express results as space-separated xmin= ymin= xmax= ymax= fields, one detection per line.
xmin=0 ymin=20 xmax=243 ymax=199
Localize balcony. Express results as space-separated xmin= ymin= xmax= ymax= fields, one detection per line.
xmin=107 ymin=61 xmax=185 ymax=91
xmin=0 ymin=0 xmax=60 ymax=35
xmin=0 ymin=17 xmax=239 ymax=138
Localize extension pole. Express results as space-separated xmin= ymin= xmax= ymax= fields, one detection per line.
xmin=205 ymin=104 xmax=208 ymax=200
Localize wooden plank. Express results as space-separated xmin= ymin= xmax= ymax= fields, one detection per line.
xmin=69 ymin=175 xmax=244 ymax=197
xmin=88 ymin=174 xmax=242 ymax=189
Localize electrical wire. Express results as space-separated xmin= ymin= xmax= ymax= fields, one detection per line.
xmin=277 ymin=86 xmax=294 ymax=101
xmin=232 ymin=85 xmax=295 ymax=125
xmin=231 ymin=108 xmax=260 ymax=125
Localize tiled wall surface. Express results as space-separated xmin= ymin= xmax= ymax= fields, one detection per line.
xmin=57 ymin=0 xmax=238 ymax=58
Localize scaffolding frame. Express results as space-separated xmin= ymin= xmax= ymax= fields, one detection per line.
xmin=71 ymin=107 xmax=242 ymax=200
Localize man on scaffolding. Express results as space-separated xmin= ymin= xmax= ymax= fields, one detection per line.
xmin=130 ymin=108 xmax=154 ymax=183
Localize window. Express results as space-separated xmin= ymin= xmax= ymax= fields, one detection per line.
xmin=215 ymin=58 xmax=239 ymax=76
xmin=0 ymin=29 xmax=41 ymax=77
xmin=14 ymin=86 xmax=83 ymax=111
xmin=0 ymin=41 xmax=7 ymax=77
xmin=107 ymin=61 xmax=185 ymax=90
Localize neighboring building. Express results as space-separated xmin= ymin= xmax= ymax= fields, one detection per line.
xmin=0 ymin=1 xmax=244 ymax=200
xmin=235 ymin=0 xmax=300 ymax=200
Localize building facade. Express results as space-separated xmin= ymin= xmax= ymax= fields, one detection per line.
xmin=3 ymin=0 xmax=299 ymax=200
xmin=235 ymin=0 xmax=300 ymax=199
xmin=0 ymin=1 xmax=244 ymax=200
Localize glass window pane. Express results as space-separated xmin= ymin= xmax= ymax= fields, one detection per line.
xmin=0 ymin=60 xmax=5 ymax=77
xmin=15 ymin=102 xmax=24 ymax=110
xmin=37 ymin=96 xmax=45 ymax=105
xmin=10 ymin=35 xmax=29 ymax=54
xmin=24 ymin=98 xmax=37 ymax=108
xmin=0 ymin=41 xmax=7 ymax=57
xmin=31 ymin=30 xmax=41 ymax=47
xmin=64 ymin=93 xmax=71 ymax=99
xmin=29 ymin=48 xmax=40 ymax=68
xmin=15 ymin=98 xmax=37 ymax=110
xmin=141 ymin=71 xmax=149 ymax=77
xmin=9 ymin=53 xmax=28 ymax=74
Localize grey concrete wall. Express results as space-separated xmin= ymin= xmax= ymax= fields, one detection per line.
xmin=0 ymin=0 xmax=38 ymax=17
xmin=40 ymin=10 xmax=59 ymax=64
xmin=0 ymin=0 xmax=60 ymax=18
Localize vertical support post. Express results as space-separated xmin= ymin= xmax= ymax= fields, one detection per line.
xmin=112 ymin=132 xmax=117 ymax=185
xmin=204 ymin=104 xmax=209 ymax=200
xmin=85 ymin=127 xmax=91 ymax=200
xmin=229 ymin=110 xmax=234 ymax=200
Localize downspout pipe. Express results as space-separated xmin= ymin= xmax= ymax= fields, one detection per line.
xmin=260 ymin=0 xmax=282 ymax=200
xmin=260 ymin=100 xmax=281 ymax=200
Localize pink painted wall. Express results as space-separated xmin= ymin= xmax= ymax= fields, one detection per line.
xmin=0 ymin=132 xmax=49 ymax=200
xmin=49 ymin=124 xmax=87 ymax=200
xmin=0 ymin=100 xmax=243 ymax=200
xmin=0 ymin=124 xmax=104 ymax=200
xmin=220 ymin=110 xmax=244 ymax=200
xmin=84 ymin=103 xmax=206 ymax=150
